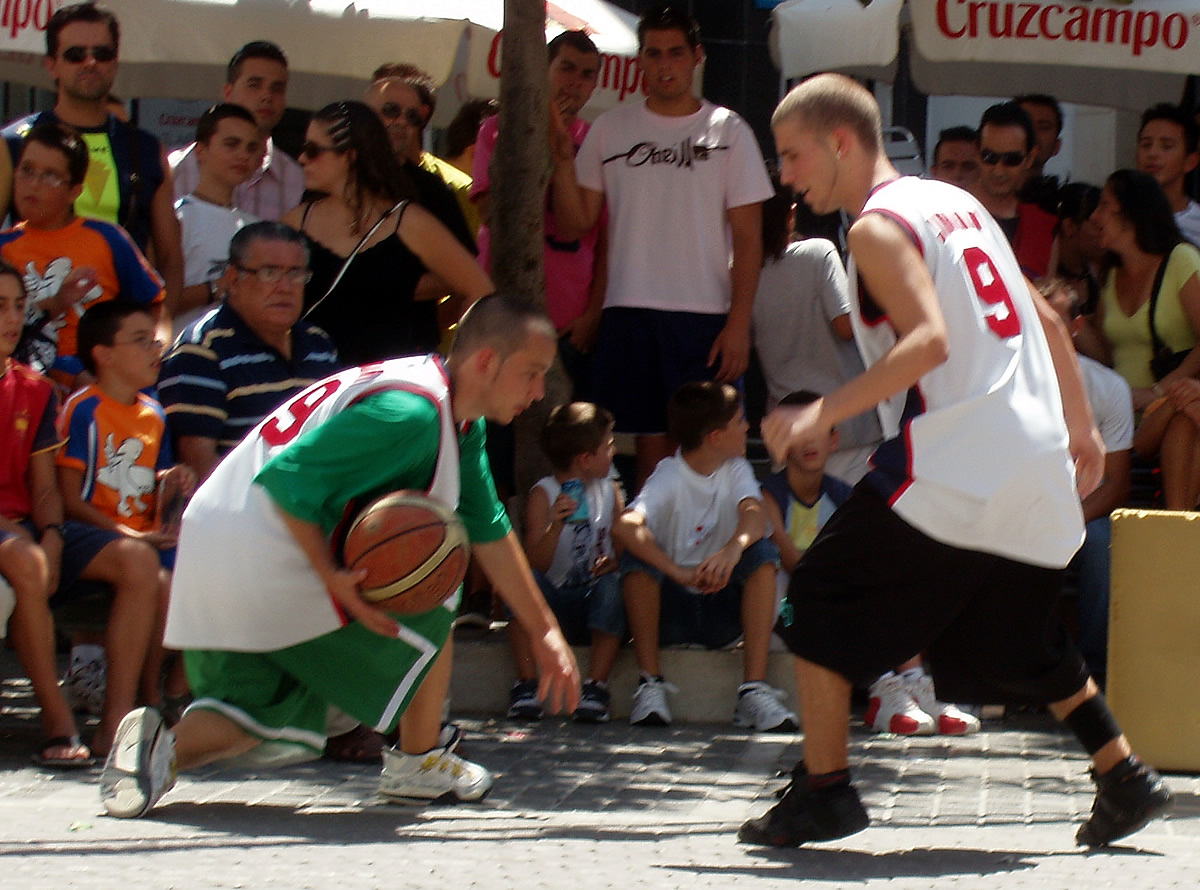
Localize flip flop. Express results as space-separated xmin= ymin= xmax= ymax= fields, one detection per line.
xmin=33 ymin=735 xmax=96 ymax=770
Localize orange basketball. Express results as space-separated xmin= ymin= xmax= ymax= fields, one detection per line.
xmin=341 ymin=491 xmax=470 ymax=615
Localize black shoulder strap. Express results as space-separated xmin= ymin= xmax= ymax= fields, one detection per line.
xmin=1147 ymin=253 xmax=1172 ymax=356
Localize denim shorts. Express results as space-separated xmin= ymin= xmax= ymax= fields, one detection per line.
xmin=529 ymin=570 xmax=626 ymax=646
xmin=620 ymin=537 xmax=779 ymax=649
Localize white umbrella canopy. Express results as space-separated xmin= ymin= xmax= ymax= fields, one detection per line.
xmin=770 ymin=0 xmax=1193 ymax=111
xmin=0 ymin=0 xmax=641 ymax=114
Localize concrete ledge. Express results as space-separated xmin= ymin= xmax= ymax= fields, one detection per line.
xmin=450 ymin=631 xmax=798 ymax=724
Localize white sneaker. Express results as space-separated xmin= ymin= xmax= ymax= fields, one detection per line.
xmin=733 ymin=682 xmax=799 ymax=732
xmin=61 ymin=657 xmax=107 ymax=717
xmin=903 ymin=671 xmax=981 ymax=735
xmin=100 ymin=707 xmax=177 ymax=818
xmin=630 ymin=675 xmax=676 ymax=726
xmin=379 ymin=744 xmax=493 ymax=805
xmin=865 ymin=673 xmax=934 ymax=735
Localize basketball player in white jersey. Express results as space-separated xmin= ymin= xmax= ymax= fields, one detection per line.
xmin=740 ymin=73 xmax=1170 ymax=850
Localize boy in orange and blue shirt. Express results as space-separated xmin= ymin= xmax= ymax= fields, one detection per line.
xmin=57 ymin=300 xmax=194 ymax=713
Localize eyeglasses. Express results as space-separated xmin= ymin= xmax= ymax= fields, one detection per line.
xmin=979 ymin=149 xmax=1027 ymax=168
xmin=60 ymin=44 xmax=117 ymax=63
xmin=233 ymin=264 xmax=313 ymax=286
xmin=14 ymin=165 xmax=69 ymax=189
xmin=299 ymin=141 xmax=343 ymax=161
xmin=377 ymin=103 xmax=425 ymax=127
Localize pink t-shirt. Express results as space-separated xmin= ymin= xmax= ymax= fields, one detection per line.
xmin=471 ymin=115 xmax=602 ymax=332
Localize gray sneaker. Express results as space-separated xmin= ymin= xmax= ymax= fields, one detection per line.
xmin=379 ymin=744 xmax=494 ymax=805
xmin=100 ymin=707 xmax=177 ymax=818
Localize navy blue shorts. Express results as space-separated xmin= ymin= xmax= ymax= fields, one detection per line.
xmin=620 ymin=538 xmax=779 ymax=649
xmin=591 ymin=307 xmax=728 ymax=435
xmin=777 ymin=484 xmax=1090 ymax=705
xmin=1 ymin=519 xmax=123 ymax=607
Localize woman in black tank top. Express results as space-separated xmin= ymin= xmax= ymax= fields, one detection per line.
xmin=282 ymin=102 xmax=492 ymax=367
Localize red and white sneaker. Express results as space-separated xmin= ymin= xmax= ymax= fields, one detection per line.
xmin=865 ymin=673 xmax=934 ymax=735
xmin=903 ymin=671 xmax=981 ymax=735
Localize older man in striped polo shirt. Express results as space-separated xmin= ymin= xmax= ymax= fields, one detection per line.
xmin=157 ymin=221 xmax=338 ymax=480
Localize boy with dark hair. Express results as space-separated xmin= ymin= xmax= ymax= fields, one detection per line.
xmin=173 ymin=103 xmax=263 ymax=327
xmin=99 ymin=292 xmax=580 ymax=818
xmin=508 ymin=401 xmax=625 ymax=723
xmin=0 ymin=121 xmax=164 ymax=383
xmin=743 ymin=71 xmax=1169 ymax=850
xmin=170 ymin=40 xmax=304 ymax=221
xmin=0 ymin=263 xmax=161 ymax=768
xmin=613 ymin=382 xmax=793 ymax=731
xmin=1136 ymin=103 xmax=1200 ymax=246
xmin=59 ymin=300 xmax=195 ymax=712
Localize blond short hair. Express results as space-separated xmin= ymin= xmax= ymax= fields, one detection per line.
xmin=772 ymin=73 xmax=883 ymax=156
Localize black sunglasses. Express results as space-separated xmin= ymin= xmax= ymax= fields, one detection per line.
xmin=60 ymin=44 xmax=117 ymax=63
xmin=299 ymin=141 xmax=344 ymax=160
xmin=980 ymin=149 xmax=1026 ymax=168
xmin=378 ymin=103 xmax=425 ymax=127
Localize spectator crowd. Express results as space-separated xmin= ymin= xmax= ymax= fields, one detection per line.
xmin=0 ymin=3 xmax=1190 ymax=843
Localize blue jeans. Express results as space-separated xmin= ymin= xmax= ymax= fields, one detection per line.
xmin=532 ymin=570 xmax=626 ymax=646
xmin=620 ymin=538 xmax=780 ymax=649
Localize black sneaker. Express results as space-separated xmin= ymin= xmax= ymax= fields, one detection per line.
xmin=1076 ymin=756 xmax=1172 ymax=847
xmin=506 ymin=679 xmax=543 ymax=721
xmin=739 ymin=764 xmax=869 ymax=847
xmin=574 ymin=680 xmax=611 ymax=723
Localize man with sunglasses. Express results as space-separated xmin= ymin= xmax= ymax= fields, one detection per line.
xmin=974 ymin=101 xmax=1057 ymax=279
xmin=2 ymin=3 xmax=182 ymax=325
xmin=169 ymin=41 xmax=305 ymax=224
xmin=363 ymin=65 xmax=476 ymax=250
xmin=157 ymin=222 xmax=337 ymax=482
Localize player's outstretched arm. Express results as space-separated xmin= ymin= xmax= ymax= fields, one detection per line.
xmin=1028 ymin=280 xmax=1105 ymax=499
xmin=474 ymin=532 xmax=581 ymax=715
xmin=762 ymin=213 xmax=948 ymax=464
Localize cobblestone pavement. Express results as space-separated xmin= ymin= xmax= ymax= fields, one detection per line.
xmin=1 ymin=657 xmax=1197 ymax=889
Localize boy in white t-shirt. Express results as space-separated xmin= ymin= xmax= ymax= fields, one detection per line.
xmin=614 ymin=382 xmax=794 ymax=731
xmin=509 ymin=402 xmax=625 ymax=723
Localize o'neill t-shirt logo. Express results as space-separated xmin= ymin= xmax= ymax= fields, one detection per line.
xmin=602 ymin=138 xmax=729 ymax=169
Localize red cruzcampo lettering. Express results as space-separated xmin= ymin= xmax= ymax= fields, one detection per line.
xmin=4 ymin=0 xmax=54 ymax=39
xmin=488 ymin=32 xmax=502 ymax=78
xmin=935 ymin=0 xmax=1190 ymax=56
xmin=618 ymin=56 xmax=641 ymax=102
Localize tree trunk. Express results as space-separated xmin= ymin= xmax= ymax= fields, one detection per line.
xmin=492 ymin=0 xmax=571 ymax=508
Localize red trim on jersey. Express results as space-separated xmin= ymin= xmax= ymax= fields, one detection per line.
xmin=864 ymin=208 xmax=923 ymax=257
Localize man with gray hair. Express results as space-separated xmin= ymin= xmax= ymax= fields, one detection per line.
xmin=157 ymin=221 xmax=338 ymax=481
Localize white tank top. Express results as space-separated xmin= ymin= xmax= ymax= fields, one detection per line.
xmin=851 ymin=177 xmax=1083 ymax=568
xmin=532 ymin=475 xmax=615 ymax=588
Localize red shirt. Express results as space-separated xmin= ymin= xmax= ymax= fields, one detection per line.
xmin=0 ymin=358 xmax=60 ymax=520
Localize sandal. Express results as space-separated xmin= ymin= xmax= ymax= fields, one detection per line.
xmin=33 ymin=735 xmax=96 ymax=770
xmin=323 ymin=723 xmax=384 ymax=763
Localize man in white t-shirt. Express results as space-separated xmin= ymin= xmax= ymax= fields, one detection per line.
xmin=742 ymin=72 xmax=1169 ymax=852
xmin=550 ymin=5 xmax=772 ymax=489
xmin=170 ymin=42 xmax=304 ymax=223
xmin=1135 ymin=103 xmax=1200 ymax=247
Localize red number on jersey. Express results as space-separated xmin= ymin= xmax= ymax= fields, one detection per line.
xmin=963 ymin=246 xmax=1021 ymax=339
xmin=260 ymin=379 xmax=343 ymax=447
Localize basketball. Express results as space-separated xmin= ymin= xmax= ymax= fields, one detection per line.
xmin=340 ymin=491 xmax=470 ymax=615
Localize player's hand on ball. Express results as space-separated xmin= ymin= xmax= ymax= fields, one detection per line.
xmin=534 ymin=626 xmax=581 ymax=715
xmin=328 ymin=567 xmax=400 ymax=638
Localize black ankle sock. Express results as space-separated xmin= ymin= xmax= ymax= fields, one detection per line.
xmin=807 ymin=768 xmax=850 ymax=791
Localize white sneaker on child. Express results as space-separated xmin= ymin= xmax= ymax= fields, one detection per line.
xmin=903 ymin=671 xmax=981 ymax=735
xmin=630 ymin=676 xmax=676 ymax=726
xmin=733 ymin=682 xmax=799 ymax=732
xmin=865 ymin=672 xmax=935 ymax=735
